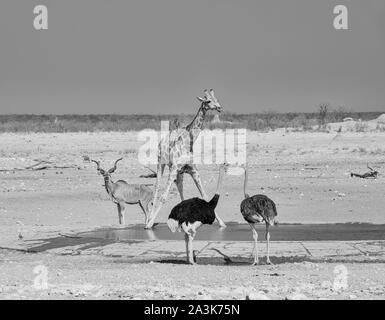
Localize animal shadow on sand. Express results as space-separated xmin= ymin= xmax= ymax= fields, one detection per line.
xmin=23 ymin=235 xmax=137 ymax=254
xmin=157 ymin=255 xmax=385 ymax=266
xmin=158 ymin=255 xmax=309 ymax=266
xmin=21 ymin=235 xmax=384 ymax=265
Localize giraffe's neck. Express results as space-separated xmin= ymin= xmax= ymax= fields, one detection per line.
xmin=185 ymin=104 xmax=207 ymax=142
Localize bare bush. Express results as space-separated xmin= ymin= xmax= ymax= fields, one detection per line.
xmin=354 ymin=121 xmax=369 ymax=132
xmin=318 ymin=103 xmax=329 ymax=129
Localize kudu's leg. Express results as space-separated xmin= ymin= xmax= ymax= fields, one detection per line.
xmin=138 ymin=201 xmax=148 ymax=225
xmin=146 ymin=168 xmax=178 ymax=229
xmin=117 ymin=203 xmax=123 ymax=225
xmin=120 ymin=203 xmax=126 ymax=225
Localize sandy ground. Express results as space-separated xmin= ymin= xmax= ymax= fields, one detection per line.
xmin=0 ymin=249 xmax=384 ymax=300
xmin=0 ymin=130 xmax=385 ymax=299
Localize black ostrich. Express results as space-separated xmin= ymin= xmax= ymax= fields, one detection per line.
xmin=167 ymin=164 xmax=228 ymax=264
xmin=240 ymin=167 xmax=278 ymax=265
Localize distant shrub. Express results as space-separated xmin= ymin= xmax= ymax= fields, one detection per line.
xmin=354 ymin=121 xmax=369 ymax=132
xmin=376 ymin=123 xmax=385 ymax=132
xmin=0 ymin=111 xmax=382 ymax=133
xmin=318 ymin=103 xmax=329 ymax=129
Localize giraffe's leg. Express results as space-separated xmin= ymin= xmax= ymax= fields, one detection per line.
xmin=160 ymin=163 xmax=166 ymax=176
xmin=189 ymin=166 xmax=208 ymax=200
xmin=265 ymin=224 xmax=273 ymax=265
xmin=146 ymin=162 xmax=165 ymax=228
xmin=145 ymin=199 xmax=153 ymax=225
xmin=214 ymin=212 xmax=226 ymax=228
xmin=159 ymin=168 xmax=178 ymax=204
xmin=175 ymin=172 xmax=184 ymax=201
xmin=146 ymin=168 xmax=178 ymax=229
xmin=251 ymin=224 xmax=259 ymax=265
xmin=150 ymin=162 xmax=163 ymax=214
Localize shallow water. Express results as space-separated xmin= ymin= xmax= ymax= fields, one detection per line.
xmin=76 ymin=222 xmax=385 ymax=242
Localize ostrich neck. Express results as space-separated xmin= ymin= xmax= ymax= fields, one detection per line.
xmin=208 ymin=167 xmax=224 ymax=209
xmin=243 ymin=168 xmax=250 ymax=198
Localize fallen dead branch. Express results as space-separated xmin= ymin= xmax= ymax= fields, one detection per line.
xmin=0 ymin=159 xmax=81 ymax=172
xmin=210 ymin=248 xmax=233 ymax=264
xmin=24 ymin=160 xmax=53 ymax=169
xmin=139 ymin=166 xmax=157 ymax=178
xmin=58 ymin=233 xmax=83 ymax=239
xmin=350 ymin=164 xmax=379 ymax=179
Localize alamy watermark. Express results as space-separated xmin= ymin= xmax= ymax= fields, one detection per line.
xmin=137 ymin=121 xmax=247 ymax=169
xmin=33 ymin=4 xmax=349 ymax=32
xmin=333 ymin=5 xmax=348 ymax=30
xmin=33 ymin=5 xmax=48 ymax=30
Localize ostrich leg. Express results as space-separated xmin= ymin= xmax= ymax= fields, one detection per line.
xmin=182 ymin=224 xmax=197 ymax=265
xmin=251 ymin=225 xmax=259 ymax=265
xmin=184 ymin=233 xmax=189 ymax=263
xmin=186 ymin=233 xmax=195 ymax=265
xmin=265 ymin=224 xmax=272 ymax=265
xmin=184 ymin=233 xmax=195 ymax=264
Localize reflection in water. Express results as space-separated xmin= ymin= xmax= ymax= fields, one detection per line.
xmin=76 ymin=223 xmax=385 ymax=242
xmin=145 ymin=229 xmax=158 ymax=241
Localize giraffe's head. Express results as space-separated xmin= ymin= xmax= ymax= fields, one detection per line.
xmin=197 ymin=89 xmax=223 ymax=113
xmin=91 ymin=158 xmax=123 ymax=179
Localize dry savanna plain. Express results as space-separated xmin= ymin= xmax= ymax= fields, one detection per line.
xmin=0 ymin=127 xmax=384 ymax=299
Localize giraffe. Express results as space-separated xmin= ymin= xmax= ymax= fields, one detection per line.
xmin=144 ymin=89 xmax=227 ymax=229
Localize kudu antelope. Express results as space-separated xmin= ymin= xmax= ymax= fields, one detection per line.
xmin=91 ymin=158 xmax=154 ymax=225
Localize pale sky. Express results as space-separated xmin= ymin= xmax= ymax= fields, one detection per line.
xmin=0 ymin=0 xmax=384 ymax=114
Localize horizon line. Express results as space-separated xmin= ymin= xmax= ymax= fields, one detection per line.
xmin=0 ymin=110 xmax=384 ymax=117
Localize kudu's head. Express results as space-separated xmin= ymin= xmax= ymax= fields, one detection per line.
xmin=197 ymin=89 xmax=223 ymax=113
xmin=91 ymin=158 xmax=123 ymax=180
